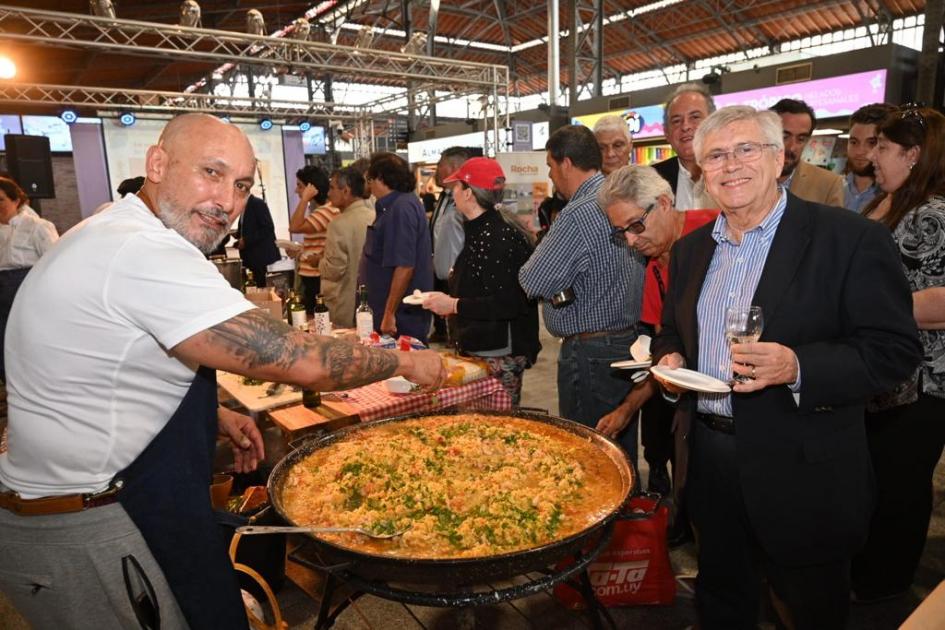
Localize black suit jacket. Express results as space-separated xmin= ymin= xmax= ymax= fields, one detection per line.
xmin=653 ymin=156 xmax=680 ymax=195
xmin=238 ymin=195 xmax=280 ymax=272
xmin=653 ymin=193 xmax=921 ymax=566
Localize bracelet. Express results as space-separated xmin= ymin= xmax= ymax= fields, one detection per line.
xmin=452 ymin=298 xmax=460 ymax=315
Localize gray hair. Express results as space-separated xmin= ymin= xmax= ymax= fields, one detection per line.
xmin=662 ymin=82 xmax=717 ymax=129
xmin=693 ymin=106 xmax=784 ymax=164
xmin=598 ymin=165 xmax=674 ymax=211
xmin=593 ymin=114 xmax=632 ymax=142
xmin=466 ymin=183 xmax=503 ymax=211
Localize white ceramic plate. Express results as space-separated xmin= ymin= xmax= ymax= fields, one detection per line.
xmin=384 ymin=376 xmax=418 ymax=394
xmin=275 ymin=239 xmax=302 ymax=251
xmin=649 ymin=366 xmax=731 ymax=393
xmin=402 ymin=292 xmax=431 ymax=306
xmin=610 ymin=359 xmax=652 ymax=370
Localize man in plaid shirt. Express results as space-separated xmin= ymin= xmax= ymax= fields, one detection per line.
xmin=519 ymin=125 xmax=645 ymax=462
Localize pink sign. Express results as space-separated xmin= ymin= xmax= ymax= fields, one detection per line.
xmin=715 ymin=69 xmax=888 ymax=119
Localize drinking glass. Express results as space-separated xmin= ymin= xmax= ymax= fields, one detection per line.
xmin=725 ymin=305 xmax=763 ymax=383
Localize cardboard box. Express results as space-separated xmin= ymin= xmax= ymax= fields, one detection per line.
xmin=245 ymin=289 xmax=283 ymax=320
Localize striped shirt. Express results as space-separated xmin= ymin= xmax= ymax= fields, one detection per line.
xmin=696 ymin=188 xmax=787 ymax=417
xmin=519 ymin=172 xmax=645 ymax=338
xmin=299 ymin=203 xmax=340 ymax=277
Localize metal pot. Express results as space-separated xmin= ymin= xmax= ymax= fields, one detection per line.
xmin=267 ymin=409 xmax=634 ymax=584
xmin=210 ymin=257 xmax=242 ymax=291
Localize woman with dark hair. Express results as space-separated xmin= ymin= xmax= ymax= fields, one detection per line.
xmin=852 ymin=105 xmax=945 ymax=602
xmin=361 ymin=152 xmax=433 ymax=342
xmin=421 ymin=158 xmax=540 ymax=403
xmin=0 ymin=176 xmax=58 ymax=381
xmin=290 ymin=164 xmax=338 ymax=315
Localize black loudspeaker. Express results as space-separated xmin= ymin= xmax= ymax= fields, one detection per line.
xmin=4 ymin=134 xmax=55 ymax=199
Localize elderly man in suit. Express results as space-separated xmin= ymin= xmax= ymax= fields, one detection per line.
xmin=651 ymin=105 xmax=920 ymax=629
xmin=769 ymin=98 xmax=844 ymax=207
xmin=653 ymin=83 xmax=717 ymax=210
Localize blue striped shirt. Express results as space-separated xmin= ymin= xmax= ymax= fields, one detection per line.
xmin=519 ymin=172 xmax=645 ymax=338
xmin=696 ymin=189 xmax=788 ymax=416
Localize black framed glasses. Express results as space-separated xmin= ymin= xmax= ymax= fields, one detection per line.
xmin=610 ymin=203 xmax=655 ymax=245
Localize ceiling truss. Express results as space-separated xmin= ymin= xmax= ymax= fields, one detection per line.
xmin=0 ymin=6 xmax=507 ymax=91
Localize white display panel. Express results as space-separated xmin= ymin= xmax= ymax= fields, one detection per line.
xmin=0 ymin=115 xmax=22 ymax=151
xmin=102 ymin=117 xmax=291 ymax=240
xmin=21 ymin=115 xmax=72 ymax=152
xmin=302 ymin=126 xmax=326 ymax=155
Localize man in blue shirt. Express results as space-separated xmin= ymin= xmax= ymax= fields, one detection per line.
xmin=843 ymin=102 xmax=896 ymax=213
xmin=519 ymin=125 xmax=645 ymax=460
xmin=360 ymin=153 xmax=433 ymax=342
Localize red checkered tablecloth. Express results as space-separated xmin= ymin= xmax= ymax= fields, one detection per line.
xmin=321 ymin=376 xmax=512 ymax=422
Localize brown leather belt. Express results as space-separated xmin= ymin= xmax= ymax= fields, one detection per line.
xmin=564 ymin=327 xmax=637 ymax=342
xmin=0 ymin=480 xmax=124 ymax=516
xmin=697 ymin=412 xmax=736 ymax=435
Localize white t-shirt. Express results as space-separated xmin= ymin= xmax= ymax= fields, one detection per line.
xmin=0 ymin=195 xmax=254 ymax=498
xmin=0 ymin=205 xmax=59 ymax=270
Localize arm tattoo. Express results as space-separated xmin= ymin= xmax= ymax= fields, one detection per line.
xmin=207 ymin=308 xmax=398 ymax=390
xmin=316 ymin=337 xmax=399 ymax=390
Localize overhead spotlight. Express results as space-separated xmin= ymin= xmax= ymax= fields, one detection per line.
xmin=259 ymin=117 xmax=273 ymax=131
xmin=291 ymin=17 xmax=311 ymax=41
xmin=401 ymin=32 xmax=427 ymax=55
xmin=354 ymin=25 xmax=375 ymax=50
xmin=0 ymin=55 xmax=16 ymax=80
xmin=246 ymin=9 xmax=265 ymax=36
xmin=90 ymin=0 xmax=116 ymax=19
xmin=178 ymin=0 xmax=202 ymax=28
xmin=298 ymin=119 xmax=312 ymax=132
xmin=119 ymin=111 xmax=136 ymax=127
xmin=701 ymin=65 xmax=730 ymax=85
xmin=60 ymin=109 xmax=79 ymax=125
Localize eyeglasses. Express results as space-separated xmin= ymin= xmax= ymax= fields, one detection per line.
xmin=701 ymin=142 xmax=778 ymax=172
xmin=610 ymin=203 xmax=655 ymax=245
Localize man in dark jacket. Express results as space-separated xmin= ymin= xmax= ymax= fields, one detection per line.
xmin=237 ymin=194 xmax=280 ymax=287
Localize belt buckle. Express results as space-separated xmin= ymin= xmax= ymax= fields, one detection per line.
xmin=83 ymin=479 xmax=124 ymax=508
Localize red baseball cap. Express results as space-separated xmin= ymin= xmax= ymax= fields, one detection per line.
xmin=442 ymin=157 xmax=506 ymax=190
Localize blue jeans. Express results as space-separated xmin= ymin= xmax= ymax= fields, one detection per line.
xmin=558 ymin=329 xmax=638 ymax=469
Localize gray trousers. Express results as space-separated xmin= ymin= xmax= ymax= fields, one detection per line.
xmin=0 ymin=496 xmax=189 ymax=629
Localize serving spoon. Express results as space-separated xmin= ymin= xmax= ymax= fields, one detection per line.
xmin=236 ymin=525 xmax=409 ymax=539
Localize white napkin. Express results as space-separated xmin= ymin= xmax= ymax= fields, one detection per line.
xmin=630 ymin=335 xmax=651 ymax=362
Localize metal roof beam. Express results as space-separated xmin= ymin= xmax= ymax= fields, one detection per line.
xmin=613 ymin=7 xmax=690 ymax=83
xmin=0 ymin=81 xmax=368 ymax=120
xmin=693 ymin=0 xmax=771 ymax=60
xmin=0 ymin=6 xmax=505 ymax=89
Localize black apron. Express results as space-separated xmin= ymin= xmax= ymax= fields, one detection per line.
xmin=115 ymin=366 xmax=248 ymax=629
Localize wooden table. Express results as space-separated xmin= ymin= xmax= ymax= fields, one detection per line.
xmin=266 ymin=377 xmax=513 ymax=442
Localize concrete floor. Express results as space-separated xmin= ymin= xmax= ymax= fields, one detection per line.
xmin=1 ymin=322 xmax=944 ymax=629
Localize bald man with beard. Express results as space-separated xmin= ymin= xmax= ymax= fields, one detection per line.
xmin=0 ymin=114 xmax=445 ymax=629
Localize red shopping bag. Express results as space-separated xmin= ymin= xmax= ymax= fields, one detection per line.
xmin=554 ymin=493 xmax=676 ymax=607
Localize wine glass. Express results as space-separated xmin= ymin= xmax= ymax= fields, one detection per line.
xmin=725 ymin=305 xmax=763 ymax=384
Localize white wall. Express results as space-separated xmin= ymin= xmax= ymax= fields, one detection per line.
xmin=101 ymin=117 xmax=289 ymax=239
